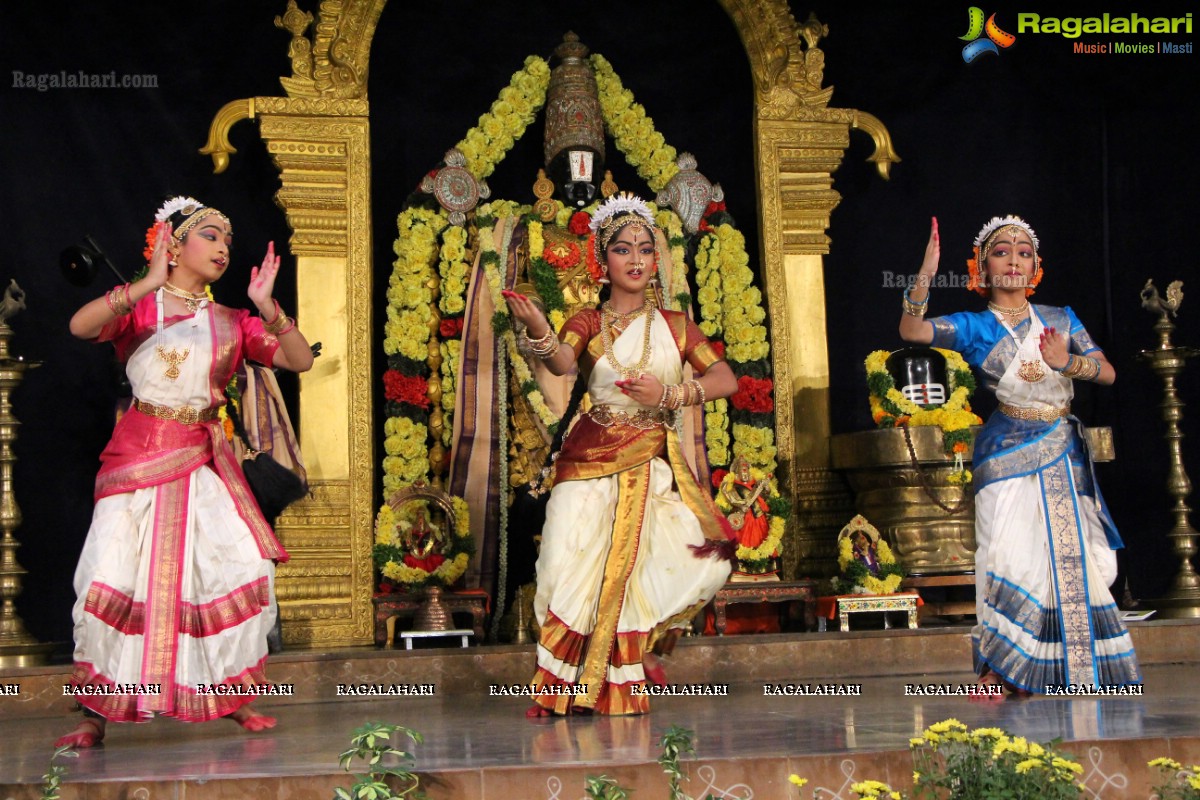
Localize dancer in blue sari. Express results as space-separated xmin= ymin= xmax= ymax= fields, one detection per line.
xmin=899 ymin=215 xmax=1140 ymax=694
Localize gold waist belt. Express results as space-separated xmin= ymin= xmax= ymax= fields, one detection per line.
xmin=998 ymin=402 xmax=1069 ymax=422
xmin=587 ymin=404 xmax=675 ymax=430
xmin=134 ymin=399 xmax=220 ymax=424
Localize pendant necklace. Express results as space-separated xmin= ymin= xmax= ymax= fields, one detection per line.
xmin=163 ymin=282 xmax=209 ymax=314
xmin=992 ymin=305 xmax=1045 ymax=383
xmin=155 ymin=288 xmax=194 ymax=381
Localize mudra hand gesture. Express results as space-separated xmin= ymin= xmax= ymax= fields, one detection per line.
xmin=1038 ymin=326 xmax=1070 ymax=370
xmin=248 ymin=241 xmax=281 ymax=312
xmin=145 ymin=223 xmax=174 ymax=290
xmin=915 ymin=216 xmax=940 ymax=292
xmin=615 ymin=373 xmax=666 ymax=405
xmin=502 ymin=290 xmax=551 ymax=337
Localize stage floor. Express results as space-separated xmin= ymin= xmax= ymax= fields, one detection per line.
xmin=3 ymin=664 xmax=1199 ymax=799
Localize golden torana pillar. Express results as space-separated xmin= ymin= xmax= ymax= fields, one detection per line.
xmin=202 ymin=1 xmax=383 ymax=646
xmin=720 ymin=1 xmax=899 ymax=577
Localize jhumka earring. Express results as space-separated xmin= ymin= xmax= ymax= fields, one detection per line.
xmin=598 ymin=264 xmax=610 ymax=284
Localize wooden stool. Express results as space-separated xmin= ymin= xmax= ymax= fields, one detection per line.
xmin=709 ymin=580 xmax=817 ymax=635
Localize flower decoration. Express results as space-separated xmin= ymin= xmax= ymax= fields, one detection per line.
xmin=568 ymin=211 xmax=591 ymax=236
xmin=543 ymin=241 xmax=581 ymax=271
xmin=455 ymin=56 xmax=550 ymax=180
xmin=373 ymin=494 xmax=474 ymax=590
xmin=865 ymin=348 xmax=981 ymax=483
xmin=143 ymin=220 xmax=167 ymax=262
xmin=910 ymin=719 xmax=1084 ymax=799
xmin=833 ymin=528 xmax=905 ymax=595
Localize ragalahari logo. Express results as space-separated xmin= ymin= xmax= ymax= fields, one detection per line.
xmin=960 ymin=7 xmax=1017 ymax=62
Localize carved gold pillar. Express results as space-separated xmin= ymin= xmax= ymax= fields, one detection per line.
xmin=202 ymin=1 xmax=385 ymax=646
xmin=722 ymin=1 xmax=899 ymax=577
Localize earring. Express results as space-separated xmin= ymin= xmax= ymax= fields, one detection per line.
xmin=598 ymin=264 xmax=610 ymax=285
xmin=168 ymin=258 xmax=178 ymax=268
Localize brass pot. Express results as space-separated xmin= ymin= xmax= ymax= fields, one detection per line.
xmin=831 ymin=426 xmax=978 ymax=575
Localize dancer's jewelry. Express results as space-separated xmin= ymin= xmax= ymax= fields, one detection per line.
xmin=528 ymin=327 xmax=560 ymax=359
xmin=262 ymin=300 xmax=293 ymax=336
xmin=601 ymin=301 xmax=654 ymax=381
xmin=106 ymin=283 xmax=132 ymax=316
xmin=902 ymin=286 xmax=929 ymax=317
xmin=156 ymin=344 xmax=191 ymax=381
xmin=988 ymin=299 xmax=1030 ymax=320
xmin=1058 ymin=354 xmax=1101 ymax=381
xmin=163 ymin=282 xmax=208 ymax=314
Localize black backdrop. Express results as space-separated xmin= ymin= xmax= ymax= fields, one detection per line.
xmin=3 ymin=1 xmax=1197 ymax=648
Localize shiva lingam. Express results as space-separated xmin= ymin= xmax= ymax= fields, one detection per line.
xmin=0 ymin=280 xmax=55 ymax=667
xmin=1139 ymin=279 xmax=1200 ymax=618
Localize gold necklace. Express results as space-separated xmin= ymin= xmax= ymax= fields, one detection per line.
xmin=601 ymin=301 xmax=654 ymax=381
xmin=163 ymin=282 xmax=208 ymax=314
xmin=601 ymin=300 xmax=649 ymax=325
xmin=988 ymin=299 xmax=1029 ymax=320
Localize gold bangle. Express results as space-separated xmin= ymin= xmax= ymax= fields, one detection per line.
xmin=263 ymin=302 xmax=291 ymax=336
xmin=695 ymin=380 xmax=706 ymax=407
xmin=902 ymin=287 xmax=929 ymax=317
xmin=106 ymin=283 xmax=132 ymax=316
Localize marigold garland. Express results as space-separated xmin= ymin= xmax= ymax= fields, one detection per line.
xmin=455 ymin=56 xmax=550 ymax=180
xmin=590 ymin=54 xmax=679 ymax=193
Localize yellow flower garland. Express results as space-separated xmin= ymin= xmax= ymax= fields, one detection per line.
xmin=836 ymin=536 xmax=904 ymax=595
xmin=655 ymin=209 xmax=688 ymax=311
xmin=590 ymin=54 xmax=679 ymax=193
xmin=455 ymin=56 xmax=550 ymax=180
xmin=865 ymin=347 xmax=981 ymax=483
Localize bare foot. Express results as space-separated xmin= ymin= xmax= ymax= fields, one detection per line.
xmin=642 ymin=653 xmax=667 ymax=687
xmin=226 ymin=705 xmax=277 ymax=732
xmin=525 ymin=704 xmax=552 ymax=719
xmin=55 ymin=717 xmax=105 ymax=748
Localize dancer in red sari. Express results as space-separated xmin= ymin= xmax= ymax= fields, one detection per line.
xmin=57 ymin=197 xmax=314 ymax=746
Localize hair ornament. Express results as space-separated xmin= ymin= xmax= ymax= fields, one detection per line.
xmin=155 ymin=196 xmax=205 ymax=223
xmin=973 ymin=215 xmax=1039 ymax=252
xmin=590 ymin=192 xmax=657 ymax=251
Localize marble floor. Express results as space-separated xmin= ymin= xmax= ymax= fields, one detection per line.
xmin=2 ymin=665 xmax=1198 ymax=790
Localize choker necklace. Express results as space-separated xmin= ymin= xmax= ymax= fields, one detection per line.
xmin=163 ymin=282 xmax=208 ymax=314
xmin=988 ymin=300 xmax=1030 ymax=320
xmin=602 ymin=300 xmax=651 ymax=325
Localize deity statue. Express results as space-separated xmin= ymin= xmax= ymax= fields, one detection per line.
xmin=721 ymin=455 xmax=770 ymax=548
xmin=849 ymin=529 xmax=880 ymax=575
xmin=402 ymin=509 xmax=446 ymax=560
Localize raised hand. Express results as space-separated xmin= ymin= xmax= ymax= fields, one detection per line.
xmin=248 ymin=241 xmax=281 ymax=314
xmin=502 ymin=290 xmax=551 ymax=337
xmin=145 ymin=223 xmax=173 ymax=289
xmin=915 ymin=216 xmax=940 ymax=291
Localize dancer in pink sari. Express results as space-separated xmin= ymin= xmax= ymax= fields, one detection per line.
xmin=58 ymin=197 xmax=314 ymax=746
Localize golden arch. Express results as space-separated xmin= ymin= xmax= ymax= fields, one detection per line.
xmin=204 ymin=0 xmax=897 ymax=647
